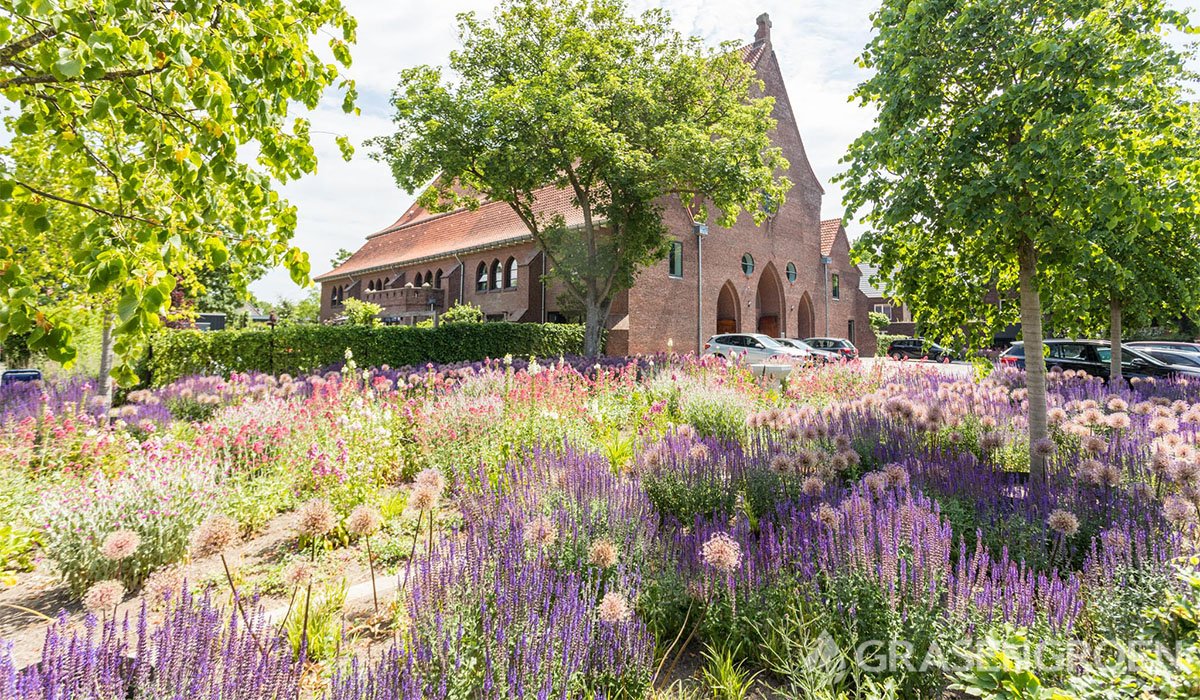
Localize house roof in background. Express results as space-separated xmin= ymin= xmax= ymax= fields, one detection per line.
xmin=315 ymin=186 xmax=582 ymax=281
xmin=819 ymin=218 xmax=842 ymax=256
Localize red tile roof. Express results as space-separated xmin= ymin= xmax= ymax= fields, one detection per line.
xmin=820 ymin=219 xmax=843 ymax=256
xmin=738 ymin=41 xmax=770 ymax=70
xmin=315 ymin=186 xmax=583 ymax=281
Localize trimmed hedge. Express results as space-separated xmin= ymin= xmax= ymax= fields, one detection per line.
xmin=146 ymin=322 xmax=587 ymax=386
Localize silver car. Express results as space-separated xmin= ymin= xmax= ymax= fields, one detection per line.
xmin=702 ymin=333 xmax=810 ymax=363
xmin=775 ymin=338 xmax=837 ymax=363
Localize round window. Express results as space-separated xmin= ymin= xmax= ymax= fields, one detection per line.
xmin=786 ymin=262 xmax=797 ymax=282
xmin=741 ymin=253 xmax=755 ymax=276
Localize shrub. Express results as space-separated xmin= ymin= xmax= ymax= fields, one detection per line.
xmin=146 ymin=322 xmax=587 ymax=385
xmin=341 ymin=298 xmax=383 ymax=326
xmin=39 ymin=457 xmax=212 ymax=595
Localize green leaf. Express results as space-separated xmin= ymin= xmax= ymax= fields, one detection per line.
xmin=53 ymin=56 xmax=83 ymax=79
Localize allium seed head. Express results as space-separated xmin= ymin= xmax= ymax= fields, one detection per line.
xmin=801 ymin=476 xmax=825 ymax=497
xmin=283 ymin=560 xmax=317 ymax=587
xmin=700 ymin=532 xmax=742 ymax=573
xmin=296 ymin=498 xmax=336 ymax=538
xmin=409 ymin=484 xmax=440 ymax=512
xmin=414 ymin=468 xmax=446 ymax=493
xmin=1163 ymin=495 xmax=1198 ymax=527
xmin=588 ymin=538 xmax=619 ymax=568
xmin=83 ymin=580 xmax=125 ymax=613
xmin=143 ymin=566 xmax=185 ymax=610
xmin=347 ymin=505 xmax=382 ymax=536
xmin=1047 ymin=509 xmax=1080 ymax=537
xmin=597 ymin=592 xmax=632 ymax=623
xmin=1032 ymin=438 xmax=1057 ymax=458
xmin=191 ymin=514 xmax=239 ymax=557
xmin=100 ymin=529 xmax=140 ymax=561
xmin=523 ymin=515 xmax=558 ymax=548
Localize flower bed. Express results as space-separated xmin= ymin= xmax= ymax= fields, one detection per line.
xmin=2 ymin=357 xmax=1199 ymax=697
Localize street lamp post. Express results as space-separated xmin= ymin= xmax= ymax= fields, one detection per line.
xmin=268 ymin=313 xmax=278 ymax=375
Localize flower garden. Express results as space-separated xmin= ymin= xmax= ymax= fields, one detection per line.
xmin=2 ymin=354 xmax=1200 ymax=699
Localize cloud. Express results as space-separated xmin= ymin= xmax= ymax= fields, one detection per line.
xmin=254 ymin=0 xmax=883 ymax=301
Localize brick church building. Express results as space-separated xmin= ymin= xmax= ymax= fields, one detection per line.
xmin=316 ymin=14 xmax=876 ymax=357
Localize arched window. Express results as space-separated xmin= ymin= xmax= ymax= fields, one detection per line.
xmin=504 ymin=257 xmax=518 ymax=289
xmin=786 ymin=262 xmax=797 ymax=283
xmin=383 ymin=277 xmax=390 ymax=287
xmin=741 ymin=253 xmax=755 ymax=276
xmin=367 ymin=280 xmax=375 ymax=292
xmin=434 ymin=269 xmax=443 ymax=289
xmin=476 ymin=262 xmax=488 ymax=292
xmin=490 ymin=259 xmax=502 ymax=290
xmin=426 ymin=271 xmax=434 ymax=286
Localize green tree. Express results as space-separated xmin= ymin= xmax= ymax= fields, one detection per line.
xmin=839 ymin=0 xmax=1194 ymax=479
xmin=0 ymin=0 xmax=358 ymax=381
xmin=330 ymin=248 xmax=354 ymax=269
xmin=1049 ymin=104 xmax=1200 ymax=380
xmin=372 ymin=0 xmax=790 ymax=356
xmin=869 ymin=311 xmax=891 ymax=333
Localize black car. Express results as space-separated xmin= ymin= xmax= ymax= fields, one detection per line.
xmin=999 ymin=340 xmax=1200 ymax=380
xmin=886 ymin=338 xmax=957 ymax=363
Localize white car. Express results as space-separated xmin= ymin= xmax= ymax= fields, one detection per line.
xmin=702 ymin=333 xmax=811 ymax=363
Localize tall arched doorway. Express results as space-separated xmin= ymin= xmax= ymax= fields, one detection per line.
xmin=756 ymin=263 xmax=784 ymax=337
xmin=797 ymin=292 xmax=816 ymax=339
xmin=716 ymin=282 xmax=740 ymax=334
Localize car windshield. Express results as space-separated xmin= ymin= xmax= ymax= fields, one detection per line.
xmin=1005 ymin=345 xmax=1025 ymax=357
xmin=757 ymin=336 xmax=783 ymax=349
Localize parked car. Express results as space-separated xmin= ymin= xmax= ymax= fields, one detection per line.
xmin=1137 ymin=348 xmax=1200 ymax=368
xmin=886 ymin=338 xmax=958 ymax=363
xmin=775 ymin=338 xmax=837 ymax=363
xmin=702 ymin=334 xmax=812 ymax=364
xmin=0 ymin=369 xmax=42 ymax=386
xmin=999 ymin=340 xmax=1200 ymax=380
xmin=1128 ymin=340 xmax=1200 ymax=354
xmin=803 ymin=337 xmax=859 ymax=360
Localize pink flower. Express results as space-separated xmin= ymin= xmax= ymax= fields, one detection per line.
xmin=700 ymin=532 xmax=742 ymax=573
xmin=100 ymin=530 xmax=140 ymax=561
xmin=597 ymin=592 xmax=632 ymax=623
xmin=83 ymin=580 xmax=125 ymax=613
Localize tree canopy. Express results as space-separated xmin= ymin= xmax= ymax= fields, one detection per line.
xmin=0 ymin=0 xmax=358 ymax=380
xmin=372 ymin=0 xmax=791 ymax=355
xmin=839 ymin=0 xmax=1197 ymax=476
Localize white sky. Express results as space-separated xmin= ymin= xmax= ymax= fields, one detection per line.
xmin=251 ymin=0 xmax=1199 ymax=301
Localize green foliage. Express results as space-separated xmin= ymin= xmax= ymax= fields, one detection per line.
xmin=952 ymin=561 xmax=1200 ymax=699
xmin=643 ymin=468 xmax=733 ymax=524
xmin=869 ymin=312 xmax=891 ymax=333
xmin=341 ymin=298 xmax=382 ymax=326
xmin=699 ymin=642 xmax=761 ymax=700
xmin=0 ymin=0 xmax=358 ymax=376
xmin=440 ymin=301 xmax=485 ymax=324
xmin=0 ymin=522 xmax=38 ymax=584
xmin=146 ymin=323 xmax=587 ymax=385
xmin=372 ymin=0 xmax=790 ymax=355
xmin=285 ymin=578 xmax=348 ymax=661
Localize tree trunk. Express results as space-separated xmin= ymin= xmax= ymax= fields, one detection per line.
xmin=96 ymin=313 xmax=115 ymax=408
xmin=1109 ymin=295 xmax=1122 ymax=381
xmin=582 ymin=295 xmax=611 ymax=357
xmin=1017 ymin=237 xmax=1048 ymax=482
